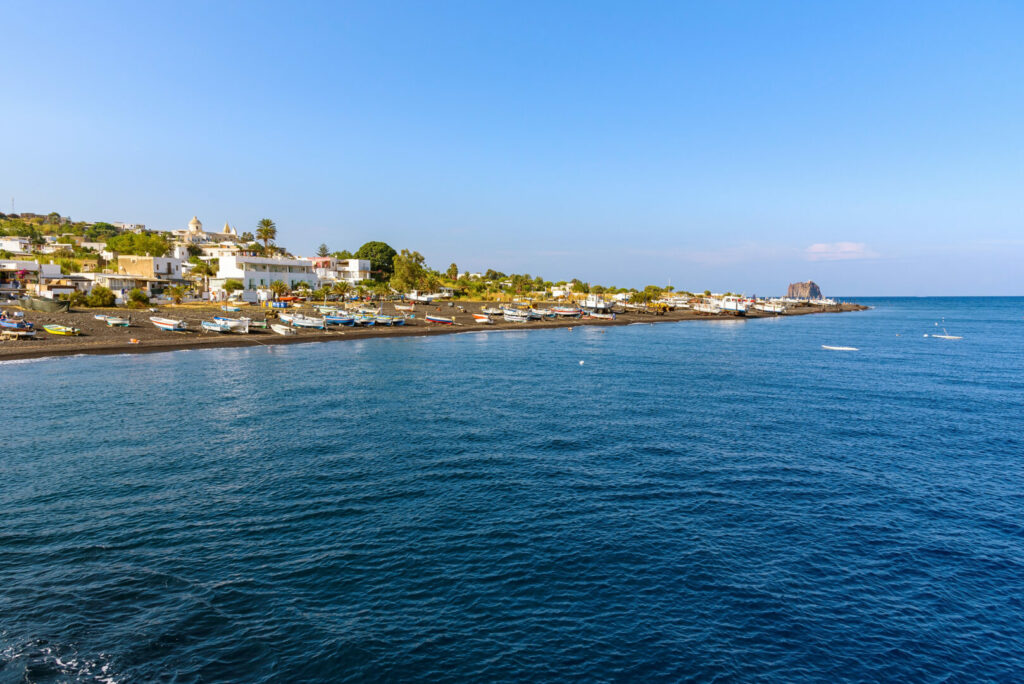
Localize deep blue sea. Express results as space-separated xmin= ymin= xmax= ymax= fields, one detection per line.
xmin=2 ymin=297 xmax=1022 ymax=682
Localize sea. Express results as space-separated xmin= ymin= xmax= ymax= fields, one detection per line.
xmin=1 ymin=297 xmax=1022 ymax=683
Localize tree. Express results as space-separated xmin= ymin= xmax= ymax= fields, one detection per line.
xmin=446 ymin=263 xmax=459 ymax=280
xmin=166 ymin=285 xmax=188 ymax=304
xmin=223 ymin=279 xmax=244 ymax=294
xmin=106 ymin=232 xmax=170 ymax=256
xmin=390 ymin=249 xmax=429 ymax=292
xmin=256 ymin=218 xmax=277 ymax=251
xmin=189 ymin=260 xmax=216 ymax=294
xmin=240 ymin=231 xmax=254 ymax=242
xmin=354 ymin=241 xmax=397 ymax=280
xmin=331 ymin=250 xmax=354 ymax=259
xmin=86 ymin=285 xmax=116 ymax=307
xmin=127 ymin=288 xmax=150 ymax=308
xmin=316 ymin=243 xmax=331 ymax=257
xmin=331 ymin=281 xmax=350 ymax=299
xmin=269 ymin=280 xmax=290 ymax=299
xmin=704 ymin=289 xmax=711 ymax=296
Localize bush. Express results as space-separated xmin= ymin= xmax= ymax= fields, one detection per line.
xmin=86 ymin=285 xmax=116 ymax=307
xmin=223 ymin=279 xmax=244 ymax=293
xmin=62 ymin=290 xmax=88 ymax=307
xmin=127 ymin=288 xmax=150 ymax=308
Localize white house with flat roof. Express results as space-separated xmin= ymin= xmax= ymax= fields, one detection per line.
xmin=211 ymin=255 xmax=318 ymax=294
xmin=309 ymin=256 xmax=371 ymax=285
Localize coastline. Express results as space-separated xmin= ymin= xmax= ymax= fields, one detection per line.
xmin=0 ymin=301 xmax=867 ymax=363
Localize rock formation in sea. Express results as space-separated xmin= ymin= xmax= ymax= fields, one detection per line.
xmin=787 ymin=281 xmax=823 ymax=299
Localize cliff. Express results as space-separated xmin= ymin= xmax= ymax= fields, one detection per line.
xmin=787 ymin=281 xmax=822 ymax=299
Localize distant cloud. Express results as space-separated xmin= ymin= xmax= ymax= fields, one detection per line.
xmin=805 ymin=242 xmax=879 ymax=261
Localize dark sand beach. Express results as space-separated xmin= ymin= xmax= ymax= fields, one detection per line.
xmin=0 ymin=300 xmax=867 ymax=362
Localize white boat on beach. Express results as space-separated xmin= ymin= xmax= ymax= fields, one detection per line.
xmin=693 ymin=301 xmax=721 ymax=314
xmin=213 ymin=316 xmax=250 ymax=333
xmin=587 ymin=312 xmax=616 ymax=320
xmin=503 ymin=310 xmax=530 ymax=323
xmin=270 ymin=323 xmax=296 ymax=335
xmin=291 ymin=315 xmax=326 ymax=329
xmin=715 ymin=296 xmax=748 ymax=315
xmin=150 ymin=316 xmax=187 ymax=332
xmin=394 ymin=303 xmax=415 ymax=312
xmin=472 ymin=313 xmax=493 ymax=324
xmin=201 ymin=320 xmax=232 ymax=333
xmin=481 ymin=306 xmax=503 ymax=315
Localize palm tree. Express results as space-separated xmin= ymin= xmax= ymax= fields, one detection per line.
xmin=256 ymin=218 xmax=277 ymax=251
xmin=166 ymin=285 xmax=188 ymax=304
xmin=269 ymin=280 xmax=289 ymax=300
xmin=189 ymin=261 xmax=216 ymax=295
xmin=331 ymin=281 xmax=350 ymax=300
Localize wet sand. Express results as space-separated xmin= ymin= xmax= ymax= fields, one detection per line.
xmin=0 ymin=300 xmax=867 ymax=362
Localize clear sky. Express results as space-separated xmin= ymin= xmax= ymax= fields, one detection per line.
xmin=3 ymin=1 xmax=1022 ymax=295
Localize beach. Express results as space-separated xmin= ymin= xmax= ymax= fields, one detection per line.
xmin=0 ymin=300 xmax=866 ymax=362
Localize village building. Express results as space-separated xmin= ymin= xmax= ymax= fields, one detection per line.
xmin=309 ymin=256 xmax=371 ymax=285
xmin=211 ymin=255 xmax=318 ymax=298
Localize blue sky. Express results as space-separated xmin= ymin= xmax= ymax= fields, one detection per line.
xmin=2 ymin=1 xmax=1022 ymax=295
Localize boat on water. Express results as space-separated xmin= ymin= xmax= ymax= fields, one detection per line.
xmin=43 ymin=324 xmax=80 ymax=336
xmin=20 ymin=295 xmax=70 ymax=313
xmin=503 ymin=310 xmax=530 ymax=323
xmin=221 ymin=305 xmax=242 ymax=312
xmin=472 ymin=313 xmax=493 ymax=324
xmin=291 ymin=315 xmax=326 ymax=329
xmin=201 ymin=320 xmax=232 ymax=333
xmin=822 ymin=345 xmax=858 ymax=351
xmin=150 ymin=316 xmax=187 ymax=332
xmin=213 ymin=316 xmax=250 ymax=333
xmin=926 ymin=326 xmax=962 ymax=340
xmin=270 ymin=323 xmax=296 ymax=336
xmin=425 ymin=314 xmax=455 ymax=325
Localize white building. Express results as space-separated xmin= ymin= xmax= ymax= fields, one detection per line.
xmin=309 ymin=256 xmax=371 ymax=285
xmin=211 ymin=255 xmax=318 ymax=294
xmin=0 ymin=237 xmax=32 ymax=254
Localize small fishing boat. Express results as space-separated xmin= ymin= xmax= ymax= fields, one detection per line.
xmin=43 ymin=324 xmax=81 ymax=336
xmin=587 ymin=312 xmax=616 ymax=320
xmin=822 ymin=345 xmax=858 ymax=351
xmin=221 ymin=305 xmax=242 ymax=312
xmin=1 ymin=329 xmax=35 ymax=339
xmin=394 ymin=303 xmax=415 ymax=312
xmin=314 ymin=305 xmax=340 ymax=315
xmin=201 ymin=320 xmax=232 ymax=333
xmin=530 ymin=308 xmax=556 ymax=319
xmin=693 ymin=301 xmax=721 ymax=315
xmin=425 ymin=314 xmax=455 ymax=325
xmin=503 ymin=310 xmax=530 ymax=323
xmin=291 ymin=315 xmax=326 ymax=329
xmin=926 ymin=327 xmax=962 ymax=340
xmin=277 ymin=312 xmax=296 ymax=323
xmin=94 ymin=314 xmax=112 ymax=322
xmin=249 ymin=319 xmax=269 ymax=329
xmin=213 ymin=316 xmax=250 ymax=333
xmin=324 ymin=314 xmax=355 ymax=326
xmin=354 ymin=315 xmax=376 ymax=326
xmin=105 ymin=316 xmax=131 ymax=327
xmin=472 ymin=313 xmax=493 ymax=324
xmin=150 ymin=316 xmax=187 ymax=332
xmin=271 ymin=323 xmax=296 ymax=335
xmin=481 ymin=306 xmax=503 ymax=315
xmin=552 ymin=307 xmax=583 ymax=317
xmin=0 ymin=318 xmax=33 ymax=330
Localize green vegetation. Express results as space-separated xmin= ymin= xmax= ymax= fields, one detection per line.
xmin=166 ymin=285 xmax=188 ymax=304
xmin=269 ymin=280 xmax=290 ymax=298
xmin=106 ymin=232 xmax=170 ymax=257
xmin=127 ymin=288 xmax=150 ymax=308
xmin=316 ymin=243 xmax=331 ymax=257
xmin=86 ymin=285 xmax=116 ymax=307
xmin=256 ymin=218 xmax=277 ymax=251
xmin=223 ymin=279 xmax=244 ymax=294
xmin=355 ymin=241 xmax=397 ymax=280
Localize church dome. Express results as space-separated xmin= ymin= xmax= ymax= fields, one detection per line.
xmin=188 ymin=216 xmax=203 ymax=231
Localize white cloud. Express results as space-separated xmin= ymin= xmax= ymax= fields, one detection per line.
xmin=805 ymin=242 xmax=879 ymax=261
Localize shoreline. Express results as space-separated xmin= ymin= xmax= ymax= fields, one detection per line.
xmin=0 ymin=302 xmax=867 ymax=363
